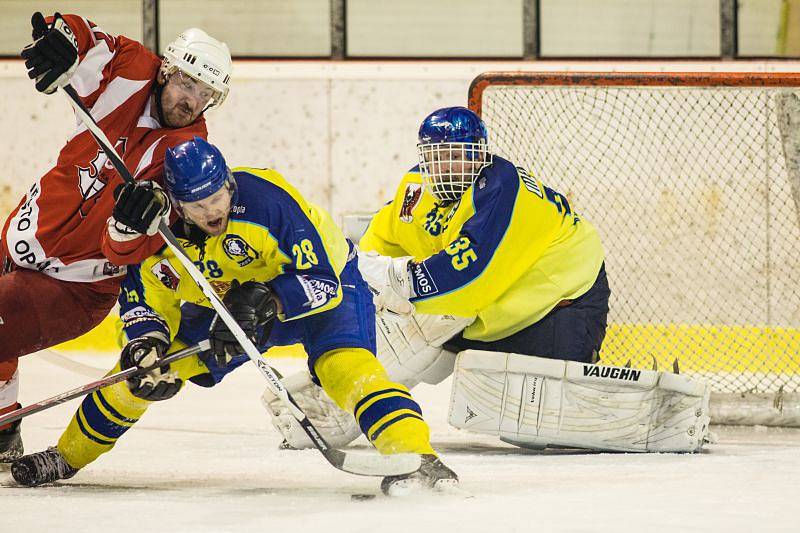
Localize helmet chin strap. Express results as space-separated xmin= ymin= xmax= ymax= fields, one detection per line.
xmin=154 ymin=81 xmax=168 ymax=126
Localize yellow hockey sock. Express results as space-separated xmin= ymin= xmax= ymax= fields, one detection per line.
xmin=314 ymin=348 xmax=435 ymax=456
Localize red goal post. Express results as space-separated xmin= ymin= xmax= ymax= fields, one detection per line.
xmin=469 ymin=71 xmax=800 ymax=426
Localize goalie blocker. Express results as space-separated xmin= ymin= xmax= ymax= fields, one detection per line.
xmin=450 ymin=351 xmax=710 ymax=453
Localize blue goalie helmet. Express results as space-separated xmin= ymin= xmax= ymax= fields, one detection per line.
xmin=418 ymin=106 xmax=488 ymax=145
xmin=164 ymin=137 xmax=235 ymax=205
xmin=417 ymin=107 xmax=491 ymax=203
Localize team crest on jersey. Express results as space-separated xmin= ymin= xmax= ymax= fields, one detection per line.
xmin=151 ymin=260 xmax=179 ymax=290
xmin=77 ymin=138 xmax=128 ymax=217
xmin=223 ymin=234 xmax=259 ymax=267
xmin=399 ymin=183 xmax=423 ymax=223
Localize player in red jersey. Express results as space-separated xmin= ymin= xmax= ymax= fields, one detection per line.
xmin=0 ymin=12 xmax=232 ymax=461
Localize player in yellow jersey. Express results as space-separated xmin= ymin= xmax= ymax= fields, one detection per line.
xmin=360 ymin=105 xmax=609 ymax=358
xmin=265 ymin=108 xmax=709 ymax=454
xmin=11 ymin=138 xmax=458 ymax=493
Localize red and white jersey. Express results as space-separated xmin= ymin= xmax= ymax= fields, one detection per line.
xmin=1 ymin=14 xmax=207 ymax=283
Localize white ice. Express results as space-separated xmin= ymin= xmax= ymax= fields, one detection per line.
xmin=3 ymin=352 xmax=800 ymax=533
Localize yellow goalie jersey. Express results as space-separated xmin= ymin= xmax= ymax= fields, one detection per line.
xmin=360 ymin=156 xmax=605 ymax=342
xmin=118 ymin=167 xmax=350 ymax=343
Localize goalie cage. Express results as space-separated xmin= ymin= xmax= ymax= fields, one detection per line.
xmin=468 ymin=71 xmax=800 ymax=427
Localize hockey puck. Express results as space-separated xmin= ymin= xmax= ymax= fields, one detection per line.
xmin=350 ymin=493 xmax=377 ymax=501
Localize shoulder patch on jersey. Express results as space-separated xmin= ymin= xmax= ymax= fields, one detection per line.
xmin=400 ymin=183 xmax=423 ymax=223
xmin=222 ymin=234 xmax=260 ymax=267
xmin=151 ymin=259 xmax=179 ymax=290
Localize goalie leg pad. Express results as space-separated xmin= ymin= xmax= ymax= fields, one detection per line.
xmin=376 ymin=311 xmax=471 ymax=387
xmin=448 ymin=350 xmax=710 ymax=453
xmin=261 ymin=369 xmax=362 ymax=450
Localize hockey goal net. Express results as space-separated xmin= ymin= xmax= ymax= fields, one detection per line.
xmin=469 ymin=72 xmax=800 ymax=426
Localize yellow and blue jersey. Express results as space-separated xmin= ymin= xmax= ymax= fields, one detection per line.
xmin=360 ymin=155 xmax=605 ymax=342
xmin=119 ymin=167 xmax=351 ymax=344
xmin=60 ymin=167 xmax=437 ymax=466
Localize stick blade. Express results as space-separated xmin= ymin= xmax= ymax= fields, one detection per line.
xmin=325 ymin=450 xmax=421 ymax=477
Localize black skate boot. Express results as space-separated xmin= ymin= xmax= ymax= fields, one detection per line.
xmin=381 ymin=454 xmax=459 ymax=496
xmin=11 ymin=447 xmax=78 ymax=487
xmin=0 ymin=418 xmax=23 ymax=463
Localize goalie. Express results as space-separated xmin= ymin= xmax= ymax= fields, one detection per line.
xmin=263 ymin=106 xmax=711 ymax=454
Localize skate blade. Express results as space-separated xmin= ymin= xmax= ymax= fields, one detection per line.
xmin=433 ymin=479 xmax=472 ymax=498
xmin=383 ymin=477 xmax=423 ymax=497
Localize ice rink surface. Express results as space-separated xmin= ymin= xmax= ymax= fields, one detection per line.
xmin=3 ymin=352 xmax=800 ymax=533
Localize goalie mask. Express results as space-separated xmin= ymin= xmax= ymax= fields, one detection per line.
xmin=417 ymin=106 xmax=491 ymax=203
xmin=161 ymin=28 xmax=232 ymax=109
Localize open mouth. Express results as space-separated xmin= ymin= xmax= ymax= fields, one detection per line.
xmin=207 ymin=217 xmax=224 ymax=231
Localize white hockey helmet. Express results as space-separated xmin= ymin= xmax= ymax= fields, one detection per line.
xmin=161 ymin=28 xmax=232 ymax=109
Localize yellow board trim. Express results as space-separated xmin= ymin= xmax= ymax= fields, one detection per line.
xmin=56 ymin=317 xmax=800 ymax=377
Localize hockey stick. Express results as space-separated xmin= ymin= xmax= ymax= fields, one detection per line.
xmin=61 ymin=85 xmax=420 ymax=477
xmin=0 ymin=341 xmax=208 ymax=427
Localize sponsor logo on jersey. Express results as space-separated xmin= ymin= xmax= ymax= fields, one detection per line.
xmin=151 ymin=260 xmax=180 ymax=290
xmin=222 ymin=234 xmax=259 ymax=267
xmin=409 ymin=261 xmax=438 ymax=298
xmin=296 ymin=275 xmax=338 ymax=309
xmin=399 ymin=183 xmax=423 ymax=223
xmin=120 ymin=306 xmax=167 ymax=329
xmin=582 ymin=365 xmax=641 ymax=381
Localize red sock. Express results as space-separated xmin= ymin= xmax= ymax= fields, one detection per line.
xmin=0 ymin=402 xmax=20 ymax=431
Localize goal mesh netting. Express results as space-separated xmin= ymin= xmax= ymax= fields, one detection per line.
xmin=469 ymin=72 xmax=800 ymax=425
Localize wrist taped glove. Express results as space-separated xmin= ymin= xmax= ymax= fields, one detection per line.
xmin=112 ymin=181 xmax=171 ymax=238
xmin=120 ymin=336 xmax=183 ymax=401
xmin=20 ymin=12 xmax=79 ymax=95
xmin=208 ymin=280 xmax=278 ymax=367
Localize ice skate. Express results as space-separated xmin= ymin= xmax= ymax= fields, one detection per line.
xmin=11 ymin=447 xmax=78 ymax=487
xmin=0 ymin=418 xmax=23 ymax=463
xmin=380 ymin=454 xmax=459 ymax=497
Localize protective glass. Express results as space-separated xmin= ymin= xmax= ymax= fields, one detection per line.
xmin=169 ymin=69 xmax=222 ymax=108
xmin=417 ymin=142 xmax=491 ymax=202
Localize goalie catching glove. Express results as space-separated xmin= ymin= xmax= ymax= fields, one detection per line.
xmin=120 ymin=336 xmax=182 ymax=401
xmin=20 ymin=12 xmax=79 ymax=95
xmin=208 ymin=280 xmax=278 ymax=367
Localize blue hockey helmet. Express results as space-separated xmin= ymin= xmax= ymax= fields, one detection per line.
xmin=417 ymin=107 xmax=491 ymax=203
xmin=418 ymin=106 xmax=488 ymax=146
xmin=164 ymin=137 xmax=235 ymax=207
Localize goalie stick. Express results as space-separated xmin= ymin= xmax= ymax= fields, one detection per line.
xmin=0 ymin=341 xmax=209 ymax=427
xmin=61 ymin=85 xmax=421 ymax=477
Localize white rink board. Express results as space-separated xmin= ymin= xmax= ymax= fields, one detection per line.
xmin=3 ymin=353 xmax=800 ymax=533
xmin=3 ymin=59 xmax=800 ymax=224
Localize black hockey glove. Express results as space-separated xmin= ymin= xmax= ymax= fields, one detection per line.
xmin=208 ymin=281 xmax=278 ymax=367
xmin=120 ymin=336 xmax=183 ymax=401
xmin=112 ymin=181 xmax=171 ymax=237
xmin=20 ymin=12 xmax=79 ymax=95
